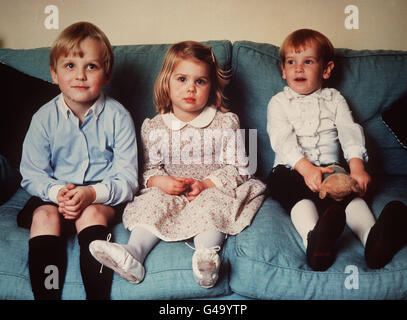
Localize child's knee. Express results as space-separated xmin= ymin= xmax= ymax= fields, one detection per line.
xmin=31 ymin=206 xmax=61 ymax=236
xmin=32 ymin=205 xmax=60 ymax=226
xmin=80 ymin=204 xmax=114 ymax=224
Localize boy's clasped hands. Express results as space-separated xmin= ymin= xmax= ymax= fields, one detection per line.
xmin=57 ymin=184 xmax=96 ymax=220
xmin=147 ymin=176 xmax=215 ymax=202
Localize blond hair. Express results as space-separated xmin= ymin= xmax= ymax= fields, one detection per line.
xmin=50 ymin=21 xmax=114 ymax=78
xmin=154 ymin=41 xmax=229 ymax=114
xmin=280 ymin=29 xmax=334 ymax=66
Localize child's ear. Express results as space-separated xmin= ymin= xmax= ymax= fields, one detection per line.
xmin=104 ymin=73 xmax=111 ymax=86
xmin=322 ymin=61 xmax=335 ymax=80
xmin=50 ymin=67 xmax=59 ymax=84
xmin=281 ymin=62 xmax=287 ymax=80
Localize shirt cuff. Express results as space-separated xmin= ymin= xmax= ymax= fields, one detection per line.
xmin=344 ymin=146 xmax=369 ymax=163
xmin=91 ymin=183 xmax=110 ymax=204
xmin=288 ymin=152 xmax=306 ymax=169
xmin=48 ymin=185 xmax=65 ymax=204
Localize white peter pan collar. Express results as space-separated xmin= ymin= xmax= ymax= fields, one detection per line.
xmin=57 ymin=93 xmax=105 ymax=119
xmin=161 ymin=106 xmax=217 ymax=130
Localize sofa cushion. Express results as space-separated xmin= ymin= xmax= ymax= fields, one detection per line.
xmin=0 ymin=63 xmax=60 ymax=169
xmin=106 ymin=42 xmax=232 ymax=130
xmin=0 ymin=41 xmax=234 ymax=300
xmin=0 ymin=188 xmax=231 ymax=299
xmin=0 ymin=155 xmax=20 ymax=205
xmin=0 ymin=42 xmax=232 ymax=173
xmin=226 ymin=176 xmax=407 ymax=299
xmin=230 ymin=41 xmax=407 ymax=178
xmin=0 ymin=41 xmax=232 ymax=130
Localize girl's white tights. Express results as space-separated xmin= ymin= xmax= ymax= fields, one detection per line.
xmin=123 ymin=226 xmax=160 ymax=264
xmin=193 ymin=229 xmax=226 ymax=249
xmin=123 ymin=226 xmax=226 ymax=263
xmin=291 ymin=197 xmax=376 ymax=249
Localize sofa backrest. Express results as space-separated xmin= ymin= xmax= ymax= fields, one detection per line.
xmin=0 ymin=41 xmax=232 ymax=169
xmin=0 ymin=40 xmax=231 ymax=126
xmin=1 ymin=40 xmax=407 ymax=179
xmin=230 ymin=41 xmax=407 ymax=178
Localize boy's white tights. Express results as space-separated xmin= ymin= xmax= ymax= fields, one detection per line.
xmin=123 ymin=226 xmax=225 ymax=264
xmin=344 ymin=197 xmax=376 ymax=246
xmin=291 ymin=199 xmax=319 ymax=248
xmin=291 ymin=197 xmax=376 ymax=249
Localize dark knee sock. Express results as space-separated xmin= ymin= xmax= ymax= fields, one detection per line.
xmin=78 ymin=225 xmax=113 ymax=300
xmin=28 ymin=235 xmax=67 ymax=300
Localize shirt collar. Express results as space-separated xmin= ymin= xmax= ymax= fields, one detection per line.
xmin=57 ymin=93 xmax=105 ymax=119
xmin=283 ymin=86 xmax=332 ymax=101
xmin=161 ymin=106 xmax=217 ymax=130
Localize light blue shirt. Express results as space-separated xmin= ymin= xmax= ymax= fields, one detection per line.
xmin=20 ymin=93 xmax=139 ymax=206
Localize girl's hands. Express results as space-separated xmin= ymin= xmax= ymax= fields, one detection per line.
xmin=147 ymin=175 xmax=215 ymax=200
xmin=185 ymin=179 xmax=215 ymax=201
xmin=57 ymin=184 xmax=96 ymax=219
xmin=349 ymin=158 xmax=371 ymax=196
xmin=295 ymin=158 xmax=334 ymax=193
xmin=147 ymin=176 xmax=193 ymax=195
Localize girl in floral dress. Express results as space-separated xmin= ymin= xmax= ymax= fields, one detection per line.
xmin=90 ymin=41 xmax=266 ymax=288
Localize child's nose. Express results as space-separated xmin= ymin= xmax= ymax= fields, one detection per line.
xmin=75 ymin=68 xmax=87 ymax=80
xmin=295 ymin=64 xmax=304 ymax=72
xmin=187 ymin=82 xmax=196 ymax=93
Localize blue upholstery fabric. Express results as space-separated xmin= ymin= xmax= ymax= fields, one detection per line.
xmin=0 ymin=188 xmax=231 ymax=300
xmin=230 ymin=41 xmax=407 ymax=178
xmin=227 ymin=41 xmax=407 ymax=299
xmin=0 ymin=41 xmax=233 ymax=300
xmin=226 ymin=176 xmax=407 ymax=299
xmin=1 ymin=40 xmax=407 ymax=299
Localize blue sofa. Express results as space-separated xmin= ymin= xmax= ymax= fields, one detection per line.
xmin=0 ymin=40 xmax=406 ymax=300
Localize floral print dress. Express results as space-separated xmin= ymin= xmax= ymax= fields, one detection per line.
xmin=123 ymin=106 xmax=266 ymax=241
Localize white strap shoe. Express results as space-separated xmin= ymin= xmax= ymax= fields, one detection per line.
xmin=89 ymin=240 xmax=145 ymax=284
xmin=190 ymin=245 xmax=221 ymax=289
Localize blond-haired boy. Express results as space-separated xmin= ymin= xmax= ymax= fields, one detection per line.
xmin=18 ymin=22 xmax=138 ymax=299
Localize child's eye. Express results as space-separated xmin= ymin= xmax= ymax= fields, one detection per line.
xmin=87 ymin=64 xmax=97 ymax=70
xmin=178 ymin=76 xmax=186 ymax=82
xmin=65 ymin=63 xmax=74 ymax=69
xmin=196 ymin=79 xmax=207 ymax=85
xmin=286 ymin=60 xmax=295 ymax=65
xmin=305 ymin=60 xmax=314 ymax=65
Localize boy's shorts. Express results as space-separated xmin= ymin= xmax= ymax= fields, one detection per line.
xmin=17 ymin=196 xmax=126 ymax=236
xmin=266 ymin=165 xmax=353 ymax=215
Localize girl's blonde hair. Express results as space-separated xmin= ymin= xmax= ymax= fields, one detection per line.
xmin=280 ymin=29 xmax=334 ymax=66
xmin=154 ymin=41 xmax=229 ymax=114
xmin=50 ymin=21 xmax=114 ymax=79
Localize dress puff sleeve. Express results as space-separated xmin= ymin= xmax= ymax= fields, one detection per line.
xmin=140 ymin=117 xmax=169 ymax=188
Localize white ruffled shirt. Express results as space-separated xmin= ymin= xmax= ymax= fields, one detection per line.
xmin=267 ymin=86 xmax=368 ymax=169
